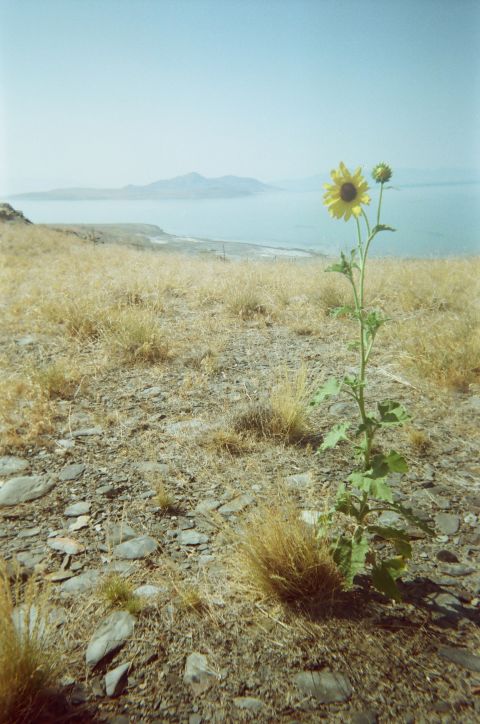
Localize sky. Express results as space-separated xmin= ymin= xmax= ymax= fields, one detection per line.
xmin=1 ymin=0 xmax=479 ymax=194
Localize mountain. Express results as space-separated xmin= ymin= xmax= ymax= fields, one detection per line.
xmin=12 ymin=172 xmax=277 ymax=200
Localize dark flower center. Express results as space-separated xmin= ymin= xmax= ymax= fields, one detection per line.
xmin=340 ymin=182 xmax=357 ymax=202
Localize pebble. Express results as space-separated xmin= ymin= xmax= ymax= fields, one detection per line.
xmin=65 ymin=501 xmax=91 ymax=517
xmin=141 ymin=386 xmax=163 ymax=397
xmin=86 ymin=610 xmax=135 ymax=668
xmin=48 ymin=537 xmax=85 ymax=555
xmin=300 ymin=510 xmax=322 ymax=526
xmin=184 ymin=652 xmax=218 ymax=695
xmin=135 ymin=461 xmax=169 ymax=477
xmin=435 ymin=513 xmax=460 ymax=536
xmin=68 ymin=515 xmax=90 ymax=532
xmin=59 ymin=463 xmax=86 ymax=482
xmin=17 ymin=526 xmax=42 ymax=538
xmin=294 ymin=669 xmax=353 ymax=703
xmin=114 ymin=535 xmax=158 ymax=559
xmin=134 ymin=584 xmax=166 ymax=598
xmin=233 ymin=697 xmax=264 ymax=712
xmin=105 ymin=661 xmax=131 ymax=697
xmin=436 ymin=550 xmax=459 ymax=563
xmin=195 ymin=499 xmax=221 ymax=514
xmin=178 ymin=530 xmax=209 ymax=546
xmin=61 ymin=569 xmax=102 ymax=594
xmin=69 ymin=427 xmax=103 ymax=438
xmin=286 ymin=472 xmax=313 ymax=489
xmin=218 ymin=494 xmax=253 ymax=515
xmin=0 ymin=475 xmax=55 ymax=506
xmin=0 ymin=456 xmax=29 ymax=476
xmin=108 ymin=523 xmax=137 ymax=545
xmin=439 ymin=646 xmax=480 ymax=672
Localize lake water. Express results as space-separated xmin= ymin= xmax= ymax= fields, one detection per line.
xmin=14 ymin=183 xmax=480 ymax=258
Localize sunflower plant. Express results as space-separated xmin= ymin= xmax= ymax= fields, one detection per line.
xmin=312 ymin=162 xmax=433 ymax=601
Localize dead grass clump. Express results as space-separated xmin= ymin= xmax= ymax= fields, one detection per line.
xmin=33 ymin=360 xmax=82 ymax=400
xmin=0 ymin=565 xmax=59 ymax=724
xmin=174 ymin=583 xmax=207 ymax=614
xmin=227 ymin=284 xmax=269 ymax=319
xmin=238 ymin=505 xmax=343 ymax=608
xmin=99 ymin=574 xmax=142 ymax=615
xmin=399 ymin=313 xmax=480 ymax=391
xmin=407 ymin=427 xmax=432 ymax=455
xmin=106 ymin=309 xmax=170 ymax=365
xmin=201 ymin=428 xmax=251 ymax=455
xmin=153 ymin=480 xmax=176 ymax=513
xmin=0 ymin=372 xmax=53 ymax=453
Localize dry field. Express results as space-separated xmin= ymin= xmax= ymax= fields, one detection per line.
xmin=0 ymin=222 xmax=480 ymax=723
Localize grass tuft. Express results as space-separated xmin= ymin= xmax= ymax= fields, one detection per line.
xmin=238 ymin=504 xmax=343 ymax=609
xmin=0 ymin=564 xmax=59 ymax=724
xmin=106 ymin=309 xmax=170 ymax=365
xmin=201 ymin=428 xmax=251 ymax=455
xmin=99 ymin=574 xmax=142 ymax=615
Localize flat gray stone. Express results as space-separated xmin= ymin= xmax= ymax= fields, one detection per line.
xmin=134 ymin=461 xmax=169 ymax=477
xmin=70 ymin=427 xmax=103 ymax=438
xmin=107 ymin=523 xmax=137 ymax=545
xmin=17 ymin=526 xmax=41 ymax=538
xmin=140 ymin=385 xmax=163 ymax=398
xmin=300 ymin=510 xmax=322 ymax=526
xmin=184 ymin=652 xmax=218 ymax=695
xmin=233 ymin=697 xmax=264 ymax=712
xmin=61 ymin=570 xmax=101 ymax=594
xmin=134 ymin=584 xmax=166 ymax=598
xmin=0 ymin=475 xmax=55 ymax=506
xmin=435 ymin=513 xmax=460 ymax=536
xmin=294 ymin=669 xmax=353 ymax=703
xmin=218 ymin=494 xmax=253 ymax=515
xmin=178 ymin=530 xmax=209 ymax=546
xmin=47 ymin=537 xmax=85 ymax=555
xmin=286 ymin=472 xmax=313 ymax=489
xmin=0 ymin=456 xmax=29 ymax=476
xmin=439 ymin=646 xmax=480 ymax=672
xmin=86 ymin=611 xmax=135 ymax=668
xmin=64 ymin=501 xmax=91 ymax=517
xmin=194 ymin=498 xmax=221 ymax=514
xmin=166 ymin=419 xmax=209 ymax=436
xmin=113 ymin=535 xmax=158 ymax=559
xmin=105 ymin=661 xmax=131 ymax=697
xmin=59 ymin=463 xmax=86 ymax=482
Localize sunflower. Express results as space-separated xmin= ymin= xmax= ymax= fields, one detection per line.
xmin=323 ymin=162 xmax=370 ymax=221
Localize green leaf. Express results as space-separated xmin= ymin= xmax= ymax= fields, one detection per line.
xmin=385 ymin=450 xmax=408 ymax=473
xmin=371 ymin=561 xmax=402 ymax=601
xmin=330 ymin=305 xmax=354 ymax=318
xmin=325 ymin=252 xmax=352 ymax=277
xmin=347 ymin=340 xmax=361 ymax=352
xmin=310 ymin=378 xmax=343 ymax=406
xmin=389 ymin=502 xmax=435 ymax=535
xmin=372 ymin=224 xmax=396 ymax=235
xmin=377 ymin=400 xmax=411 ymax=426
xmin=368 ymin=525 xmax=412 ymax=559
xmin=369 ymin=477 xmax=394 ymax=503
xmin=332 ymin=534 xmax=369 ymax=586
xmin=335 ymin=486 xmax=362 ymax=521
xmin=320 ymin=422 xmax=350 ymax=451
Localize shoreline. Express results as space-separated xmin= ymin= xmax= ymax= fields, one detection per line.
xmin=43 ymin=222 xmax=325 ymax=261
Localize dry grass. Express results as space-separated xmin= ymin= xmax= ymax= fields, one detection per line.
xmin=0 ymin=564 xmax=59 ymax=724
xmin=98 ymin=574 xmax=143 ymax=615
xmin=105 ymin=309 xmax=170 ymax=365
xmin=238 ymin=504 xmax=344 ymax=608
xmin=153 ymin=480 xmax=176 ymax=513
xmin=33 ymin=359 xmax=83 ymax=400
xmin=407 ymin=427 xmax=432 ymax=455
xmin=200 ymin=428 xmax=252 ymax=455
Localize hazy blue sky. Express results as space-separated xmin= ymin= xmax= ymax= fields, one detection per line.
xmin=1 ymin=0 xmax=479 ymax=193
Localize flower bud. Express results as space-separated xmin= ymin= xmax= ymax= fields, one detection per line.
xmin=372 ymin=163 xmax=392 ymax=184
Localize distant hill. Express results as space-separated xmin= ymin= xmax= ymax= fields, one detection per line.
xmin=12 ymin=172 xmax=277 ymax=200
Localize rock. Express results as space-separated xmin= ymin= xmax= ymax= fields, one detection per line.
xmin=61 ymin=570 xmax=101 ymax=594
xmin=0 ymin=203 xmax=31 ymax=224
xmin=17 ymin=526 xmax=41 ymax=538
xmin=59 ymin=463 xmax=86 ymax=482
xmin=218 ymin=494 xmax=253 ymax=515
xmin=135 ymin=461 xmax=169 ymax=477
xmin=70 ymin=427 xmax=102 ymax=438
xmin=68 ymin=515 xmax=90 ymax=532
xmin=56 ymin=439 xmax=75 ymax=450
xmin=97 ymin=484 xmax=116 ymax=497
xmin=286 ymin=472 xmax=313 ymax=489
xmin=300 ymin=510 xmax=322 ymax=526
xmin=294 ymin=670 xmax=353 ymax=703
xmin=105 ymin=661 xmax=131 ymax=697
xmin=436 ymin=550 xmax=459 ymax=563
xmin=134 ymin=584 xmax=167 ymax=598
xmin=46 ymin=569 xmax=76 ymax=582
xmin=439 ymin=646 xmax=480 ymax=672
xmin=435 ymin=513 xmax=460 ymax=536
xmin=438 ymin=563 xmax=475 ymax=577
xmin=166 ymin=419 xmax=209 ymax=436
xmin=140 ymin=386 xmax=163 ymax=398
xmin=48 ymin=537 xmax=85 ymax=555
xmin=233 ymin=697 xmax=264 ymax=712
xmin=195 ymin=499 xmax=221 ymax=514
xmin=114 ymin=535 xmax=158 ymax=559
xmin=12 ymin=603 xmax=64 ymax=639
xmin=86 ymin=611 xmax=135 ymax=668
xmin=184 ymin=652 xmax=218 ymax=695
xmin=108 ymin=523 xmax=137 ymax=545
xmin=178 ymin=530 xmax=209 ymax=546
xmin=0 ymin=456 xmax=29 ymax=476
xmin=377 ymin=511 xmax=403 ymax=527
xmin=0 ymin=475 xmax=55 ymax=506
xmin=64 ymin=501 xmax=91 ymax=517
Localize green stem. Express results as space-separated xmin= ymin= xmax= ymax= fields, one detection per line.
xmin=377 ymin=182 xmax=384 ymax=226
